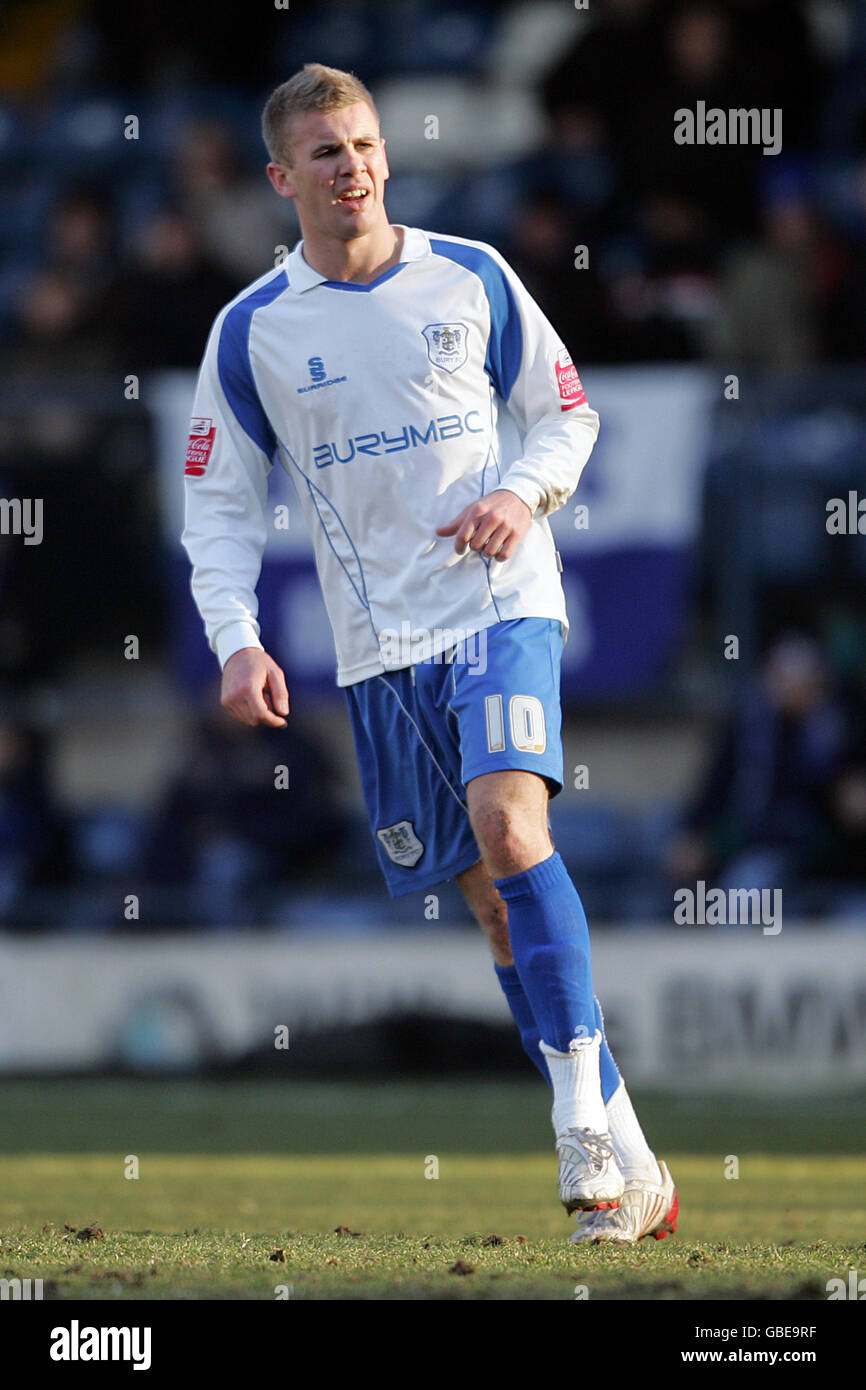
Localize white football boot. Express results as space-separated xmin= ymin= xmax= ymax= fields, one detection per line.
xmin=556 ymin=1127 xmax=626 ymax=1213
xmin=569 ymin=1160 xmax=679 ymax=1243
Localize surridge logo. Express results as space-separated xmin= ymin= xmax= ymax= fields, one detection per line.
xmin=298 ymin=355 xmax=347 ymax=394
xmin=50 ymin=1319 xmax=151 ymax=1370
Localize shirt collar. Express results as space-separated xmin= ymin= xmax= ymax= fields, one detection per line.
xmin=285 ymin=225 xmax=428 ymax=293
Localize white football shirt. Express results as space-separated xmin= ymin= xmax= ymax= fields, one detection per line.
xmin=181 ymin=226 xmax=600 ymax=686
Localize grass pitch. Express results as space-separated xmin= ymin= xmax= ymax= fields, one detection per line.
xmin=0 ymin=1080 xmax=863 ymax=1300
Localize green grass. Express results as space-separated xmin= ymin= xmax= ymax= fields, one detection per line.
xmin=0 ymin=1081 xmax=863 ymax=1299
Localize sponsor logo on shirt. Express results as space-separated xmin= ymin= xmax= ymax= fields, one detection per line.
xmin=185 ymin=418 xmax=216 ymax=475
xmin=555 ymin=349 xmax=587 ymax=411
xmin=422 ymin=322 xmax=469 ymax=373
xmin=313 ymin=410 xmax=484 ymax=467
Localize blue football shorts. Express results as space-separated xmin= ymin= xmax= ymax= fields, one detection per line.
xmin=344 ymin=617 xmax=565 ymax=897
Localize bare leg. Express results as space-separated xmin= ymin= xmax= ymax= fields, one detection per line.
xmin=456 ymin=858 xmax=513 ymax=965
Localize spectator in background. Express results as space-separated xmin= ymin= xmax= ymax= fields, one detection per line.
xmin=505 ymin=188 xmax=621 ymax=364
xmin=541 ymin=0 xmax=663 ymax=161
xmin=99 ymin=208 xmax=238 ymax=370
xmin=527 ymin=97 xmax=617 ymax=226
xmin=724 ymin=0 xmax=825 ymax=150
xmin=709 ymin=174 xmax=831 ymax=365
xmin=821 ymin=112 xmax=866 ymax=360
xmin=46 ymin=183 xmax=117 ymax=297
xmin=2 ymin=182 xmax=122 ymax=376
xmin=0 ymin=710 xmax=68 ymax=924
xmin=624 ymin=1 xmax=765 ymax=242
xmin=811 ymin=761 xmax=866 ymax=917
xmin=144 ymin=699 xmax=350 ymax=926
xmin=607 ymin=188 xmax=721 ymax=359
xmin=4 ymin=268 xmax=113 ymax=376
xmin=173 ymin=119 xmax=296 ymax=284
xmin=665 ymin=635 xmax=862 ymax=913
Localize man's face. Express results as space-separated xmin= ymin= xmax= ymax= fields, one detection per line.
xmin=267 ymin=102 xmax=390 ymax=242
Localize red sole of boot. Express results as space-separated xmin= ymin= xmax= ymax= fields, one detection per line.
xmin=648 ymin=1189 xmax=679 ymax=1240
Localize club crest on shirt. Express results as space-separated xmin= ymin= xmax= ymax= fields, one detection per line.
xmin=422 ymin=322 xmax=469 ymax=373
xmin=376 ymin=819 xmax=425 ymax=867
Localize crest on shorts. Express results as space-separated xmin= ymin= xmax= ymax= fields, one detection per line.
xmin=377 ymin=820 xmax=425 ymax=867
xmin=422 ymin=323 xmax=469 ymax=373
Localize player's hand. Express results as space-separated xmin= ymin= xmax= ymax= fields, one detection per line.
xmin=221 ymin=647 xmax=290 ymax=728
xmin=436 ymin=489 xmax=533 ymax=562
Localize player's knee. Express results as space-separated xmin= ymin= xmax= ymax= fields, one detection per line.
xmin=472 ymin=802 xmax=537 ymax=872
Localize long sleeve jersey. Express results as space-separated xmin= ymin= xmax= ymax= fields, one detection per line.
xmin=181 ymin=226 xmax=600 ymax=686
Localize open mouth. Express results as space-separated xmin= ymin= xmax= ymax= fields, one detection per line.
xmin=336 ymin=187 xmax=370 ymax=210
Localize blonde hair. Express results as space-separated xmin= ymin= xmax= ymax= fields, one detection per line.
xmin=262 ymin=63 xmax=378 ymax=166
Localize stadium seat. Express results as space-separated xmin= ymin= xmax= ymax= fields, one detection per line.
xmin=36 ymin=93 xmax=133 ymax=174
xmin=0 ymin=261 xmax=39 ymax=337
xmin=70 ymin=808 xmax=146 ymax=879
xmin=374 ymin=77 xmax=545 ymax=170
xmin=272 ymin=1 xmax=495 ymax=81
xmin=0 ymin=100 xmax=27 ymax=169
xmin=381 ymin=172 xmax=455 ymax=233
xmin=373 ymin=1 xmax=496 ymax=76
xmin=484 ymin=0 xmax=588 ymax=85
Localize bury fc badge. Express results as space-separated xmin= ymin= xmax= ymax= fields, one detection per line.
xmin=376 ymin=820 xmax=425 ymax=868
xmin=422 ymin=322 xmax=469 ymax=373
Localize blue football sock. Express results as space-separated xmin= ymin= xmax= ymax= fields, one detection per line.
xmin=494 ymin=960 xmax=622 ymax=1101
xmin=494 ymin=962 xmax=549 ymax=1084
xmin=595 ymin=996 xmax=622 ymax=1104
xmin=493 ymin=851 xmax=596 ymax=1054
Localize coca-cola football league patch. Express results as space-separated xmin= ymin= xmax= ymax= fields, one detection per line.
xmin=554 ymin=349 xmax=586 ymax=411
xmin=185 ymin=418 xmax=216 ymax=476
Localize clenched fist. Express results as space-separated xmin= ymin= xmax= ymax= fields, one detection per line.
xmin=221 ymin=647 xmax=289 ymax=728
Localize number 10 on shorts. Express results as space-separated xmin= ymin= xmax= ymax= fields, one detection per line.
xmin=484 ymin=694 xmax=547 ymax=754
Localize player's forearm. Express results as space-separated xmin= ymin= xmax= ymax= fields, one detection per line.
xmin=499 ymin=404 xmax=600 ymax=518
xmin=182 ymin=527 xmax=266 ymax=668
xmin=189 ymin=573 xmax=265 ymax=668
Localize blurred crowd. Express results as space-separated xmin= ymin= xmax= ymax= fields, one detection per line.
xmin=2 ymin=625 xmax=865 ymax=929
xmin=0 ymin=0 xmax=866 ymax=367
xmin=666 ymin=634 xmax=866 ymax=918
xmin=1 ymin=0 xmax=865 ymax=930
